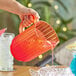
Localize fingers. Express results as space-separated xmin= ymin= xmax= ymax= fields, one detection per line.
xmin=20 ymin=8 xmax=40 ymax=27
xmin=22 ymin=14 xmax=39 ymax=27
xmin=23 ymin=15 xmax=33 ymax=27
xmin=28 ymin=8 xmax=40 ymax=22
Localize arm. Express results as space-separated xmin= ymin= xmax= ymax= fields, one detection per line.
xmin=0 ymin=0 xmax=40 ymax=20
xmin=0 ymin=0 xmax=25 ymax=15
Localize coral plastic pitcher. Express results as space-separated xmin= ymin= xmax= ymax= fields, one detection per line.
xmin=10 ymin=15 xmax=59 ymax=62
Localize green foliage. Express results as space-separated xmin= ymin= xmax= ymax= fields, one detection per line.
xmin=55 ymin=0 xmax=68 ymax=12
xmin=0 ymin=9 xmax=5 ymax=13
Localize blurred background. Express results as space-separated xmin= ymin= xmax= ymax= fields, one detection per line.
xmin=0 ymin=0 xmax=76 ymax=66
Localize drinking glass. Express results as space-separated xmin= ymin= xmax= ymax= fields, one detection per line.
xmin=0 ymin=33 xmax=15 ymax=71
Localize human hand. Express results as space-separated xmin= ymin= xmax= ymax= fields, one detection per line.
xmin=19 ymin=7 xmax=40 ymax=27
xmin=19 ymin=7 xmax=40 ymax=33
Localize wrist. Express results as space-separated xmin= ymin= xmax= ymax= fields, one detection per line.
xmin=14 ymin=1 xmax=28 ymax=16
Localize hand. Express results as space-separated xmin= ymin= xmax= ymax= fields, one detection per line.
xmin=19 ymin=7 xmax=40 ymax=27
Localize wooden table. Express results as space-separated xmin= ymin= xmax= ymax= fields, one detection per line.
xmin=0 ymin=65 xmax=39 ymax=76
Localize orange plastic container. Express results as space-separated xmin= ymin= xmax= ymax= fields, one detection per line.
xmin=10 ymin=20 xmax=59 ymax=62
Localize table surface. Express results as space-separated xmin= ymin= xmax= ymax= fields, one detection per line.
xmin=0 ymin=65 xmax=39 ymax=76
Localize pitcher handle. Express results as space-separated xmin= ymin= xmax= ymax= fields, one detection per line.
xmin=19 ymin=15 xmax=36 ymax=33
